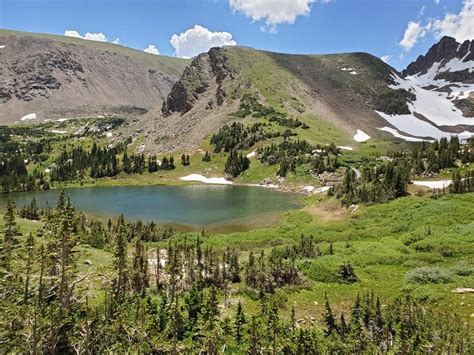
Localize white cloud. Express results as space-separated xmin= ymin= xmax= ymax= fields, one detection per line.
xmin=399 ymin=0 xmax=473 ymax=52
xmin=399 ymin=21 xmax=426 ymax=51
xmin=64 ymin=30 xmax=82 ymax=39
xmin=170 ymin=25 xmax=236 ymax=58
xmin=418 ymin=6 xmax=426 ymax=18
xmin=229 ymin=0 xmax=325 ymax=33
xmin=64 ymin=30 xmax=107 ymax=42
xmin=84 ymin=32 xmax=107 ymax=42
xmin=431 ymin=0 xmax=474 ymax=42
xmin=434 ymin=0 xmax=440 ymax=5
xmin=144 ymin=44 xmax=160 ymax=55
xmin=381 ymin=55 xmax=392 ymax=64
xmin=112 ymin=38 xmax=120 ymax=44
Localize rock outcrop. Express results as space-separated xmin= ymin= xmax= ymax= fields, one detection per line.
xmin=0 ymin=30 xmax=189 ymax=122
xmin=403 ymin=36 xmax=473 ymax=77
xmin=162 ymin=47 xmax=232 ymax=115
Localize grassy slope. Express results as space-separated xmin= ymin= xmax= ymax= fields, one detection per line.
xmin=6 ymin=193 xmax=474 ymax=322
xmin=220 ymin=47 xmax=415 ymax=157
xmin=0 ymin=29 xmax=189 ymax=76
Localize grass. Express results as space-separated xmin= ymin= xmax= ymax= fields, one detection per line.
xmin=167 ymin=193 xmax=474 ymax=321
xmin=3 ymin=191 xmax=473 ymax=324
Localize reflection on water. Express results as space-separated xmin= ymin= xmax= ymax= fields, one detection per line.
xmin=1 ymin=185 xmax=301 ymax=226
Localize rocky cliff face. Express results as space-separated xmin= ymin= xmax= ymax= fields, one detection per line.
xmin=162 ymin=47 xmax=232 ymax=115
xmin=403 ymin=36 xmax=473 ymax=77
xmin=400 ymin=36 xmax=474 ymax=118
xmin=0 ymin=51 xmax=85 ymax=104
xmin=0 ymin=30 xmax=189 ymax=122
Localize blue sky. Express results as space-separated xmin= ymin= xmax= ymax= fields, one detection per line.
xmin=1 ymin=0 xmax=472 ymax=70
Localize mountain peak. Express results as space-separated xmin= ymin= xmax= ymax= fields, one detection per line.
xmin=402 ymin=36 xmax=473 ymax=77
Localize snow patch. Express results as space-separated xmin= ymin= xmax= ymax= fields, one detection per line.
xmin=376 ymin=111 xmax=472 ymax=142
xmin=378 ymin=127 xmax=432 ymax=142
xmin=246 ymin=151 xmax=256 ymax=158
xmin=180 ymin=174 xmax=234 ymax=185
xmin=0 ymin=45 xmax=5 ymax=49
xmin=106 ymin=132 xmax=113 ymax=138
xmin=353 ymin=129 xmax=370 ymax=142
xmin=303 ymin=186 xmax=315 ymax=193
xmin=20 ymin=113 xmax=36 ymax=121
xmin=57 ymin=118 xmax=69 ymax=122
xmin=50 ymin=129 xmax=67 ymax=134
xmin=314 ymin=186 xmax=331 ymax=194
xmin=337 ymin=146 xmax=354 ymax=151
xmin=349 ymin=71 xmax=358 ymax=75
xmin=390 ymin=73 xmax=474 ymax=127
xmin=443 ymin=56 xmax=474 ymax=74
xmin=412 ymin=180 xmax=452 ymax=189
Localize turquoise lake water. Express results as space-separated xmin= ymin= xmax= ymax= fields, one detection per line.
xmin=4 ymin=185 xmax=301 ymax=226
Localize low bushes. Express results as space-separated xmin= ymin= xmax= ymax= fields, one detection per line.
xmin=405 ymin=266 xmax=453 ymax=284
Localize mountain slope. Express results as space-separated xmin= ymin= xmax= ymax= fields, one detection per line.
xmin=0 ymin=29 xmax=189 ymax=123
xmin=128 ymin=46 xmax=417 ymax=152
xmin=375 ymin=36 xmax=474 ymax=142
xmin=144 ymin=38 xmax=474 ymax=152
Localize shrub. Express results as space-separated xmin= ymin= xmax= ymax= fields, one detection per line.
xmin=452 ymin=261 xmax=474 ymax=276
xmin=305 ymin=261 xmax=340 ymax=283
xmin=405 ymin=267 xmax=453 ymax=284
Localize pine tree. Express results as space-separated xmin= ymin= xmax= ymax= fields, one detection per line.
xmin=4 ymin=197 xmax=16 ymax=238
xmin=235 ymin=300 xmax=246 ymax=345
xmin=122 ymin=152 xmax=131 ymax=174
xmin=338 ymin=261 xmax=358 ymax=283
xmin=2 ymin=197 xmax=16 ymax=268
xmin=202 ymin=286 xmax=220 ymax=353
xmin=113 ymin=214 xmax=128 ymax=300
xmin=55 ymin=195 xmax=78 ymax=308
xmin=155 ymin=248 xmax=162 ymax=291
xmin=202 ymin=151 xmax=212 ymax=162
xmin=23 ymin=233 xmax=35 ymax=303
xmin=131 ymin=238 xmax=148 ymax=295
xmin=324 ymin=293 xmax=337 ymax=335
xmin=245 ymin=251 xmax=257 ymax=288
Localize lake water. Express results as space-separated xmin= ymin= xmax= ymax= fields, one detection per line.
xmin=4 ymin=185 xmax=301 ymax=226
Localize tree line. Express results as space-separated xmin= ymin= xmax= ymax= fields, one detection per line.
xmin=1 ymin=194 xmax=471 ymax=353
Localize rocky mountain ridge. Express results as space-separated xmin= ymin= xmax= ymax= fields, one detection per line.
xmin=403 ymin=36 xmax=473 ymax=78
xmin=0 ymin=30 xmax=189 ymax=123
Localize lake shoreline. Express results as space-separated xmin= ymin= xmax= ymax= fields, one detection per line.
xmin=46 ymin=175 xmax=317 ymax=195
xmin=2 ymin=184 xmax=303 ymax=231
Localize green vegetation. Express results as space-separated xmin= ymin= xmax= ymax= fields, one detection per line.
xmin=1 ymin=190 xmax=473 ymax=352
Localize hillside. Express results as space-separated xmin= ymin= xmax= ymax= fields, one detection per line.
xmin=0 ymin=29 xmax=189 ymax=123
xmin=127 ymin=39 xmax=473 ymax=153
xmin=125 ymin=46 xmax=409 ymax=152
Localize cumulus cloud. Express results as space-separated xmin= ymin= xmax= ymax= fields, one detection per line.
xmin=399 ymin=0 xmax=473 ymax=51
xmin=64 ymin=30 xmax=82 ymax=38
xmin=431 ymin=0 xmax=474 ymax=42
xmin=399 ymin=21 xmax=426 ymax=51
xmin=170 ymin=25 xmax=236 ymax=58
xmin=84 ymin=32 xmax=107 ymax=42
xmin=64 ymin=30 xmax=107 ymax=42
xmin=229 ymin=0 xmax=326 ymax=33
xmin=144 ymin=44 xmax=160 ymax=55
xmin=380 ymin=55 xmax=392 ymax=64
xmin=434 ymin=0 xmax=440 ymax=5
